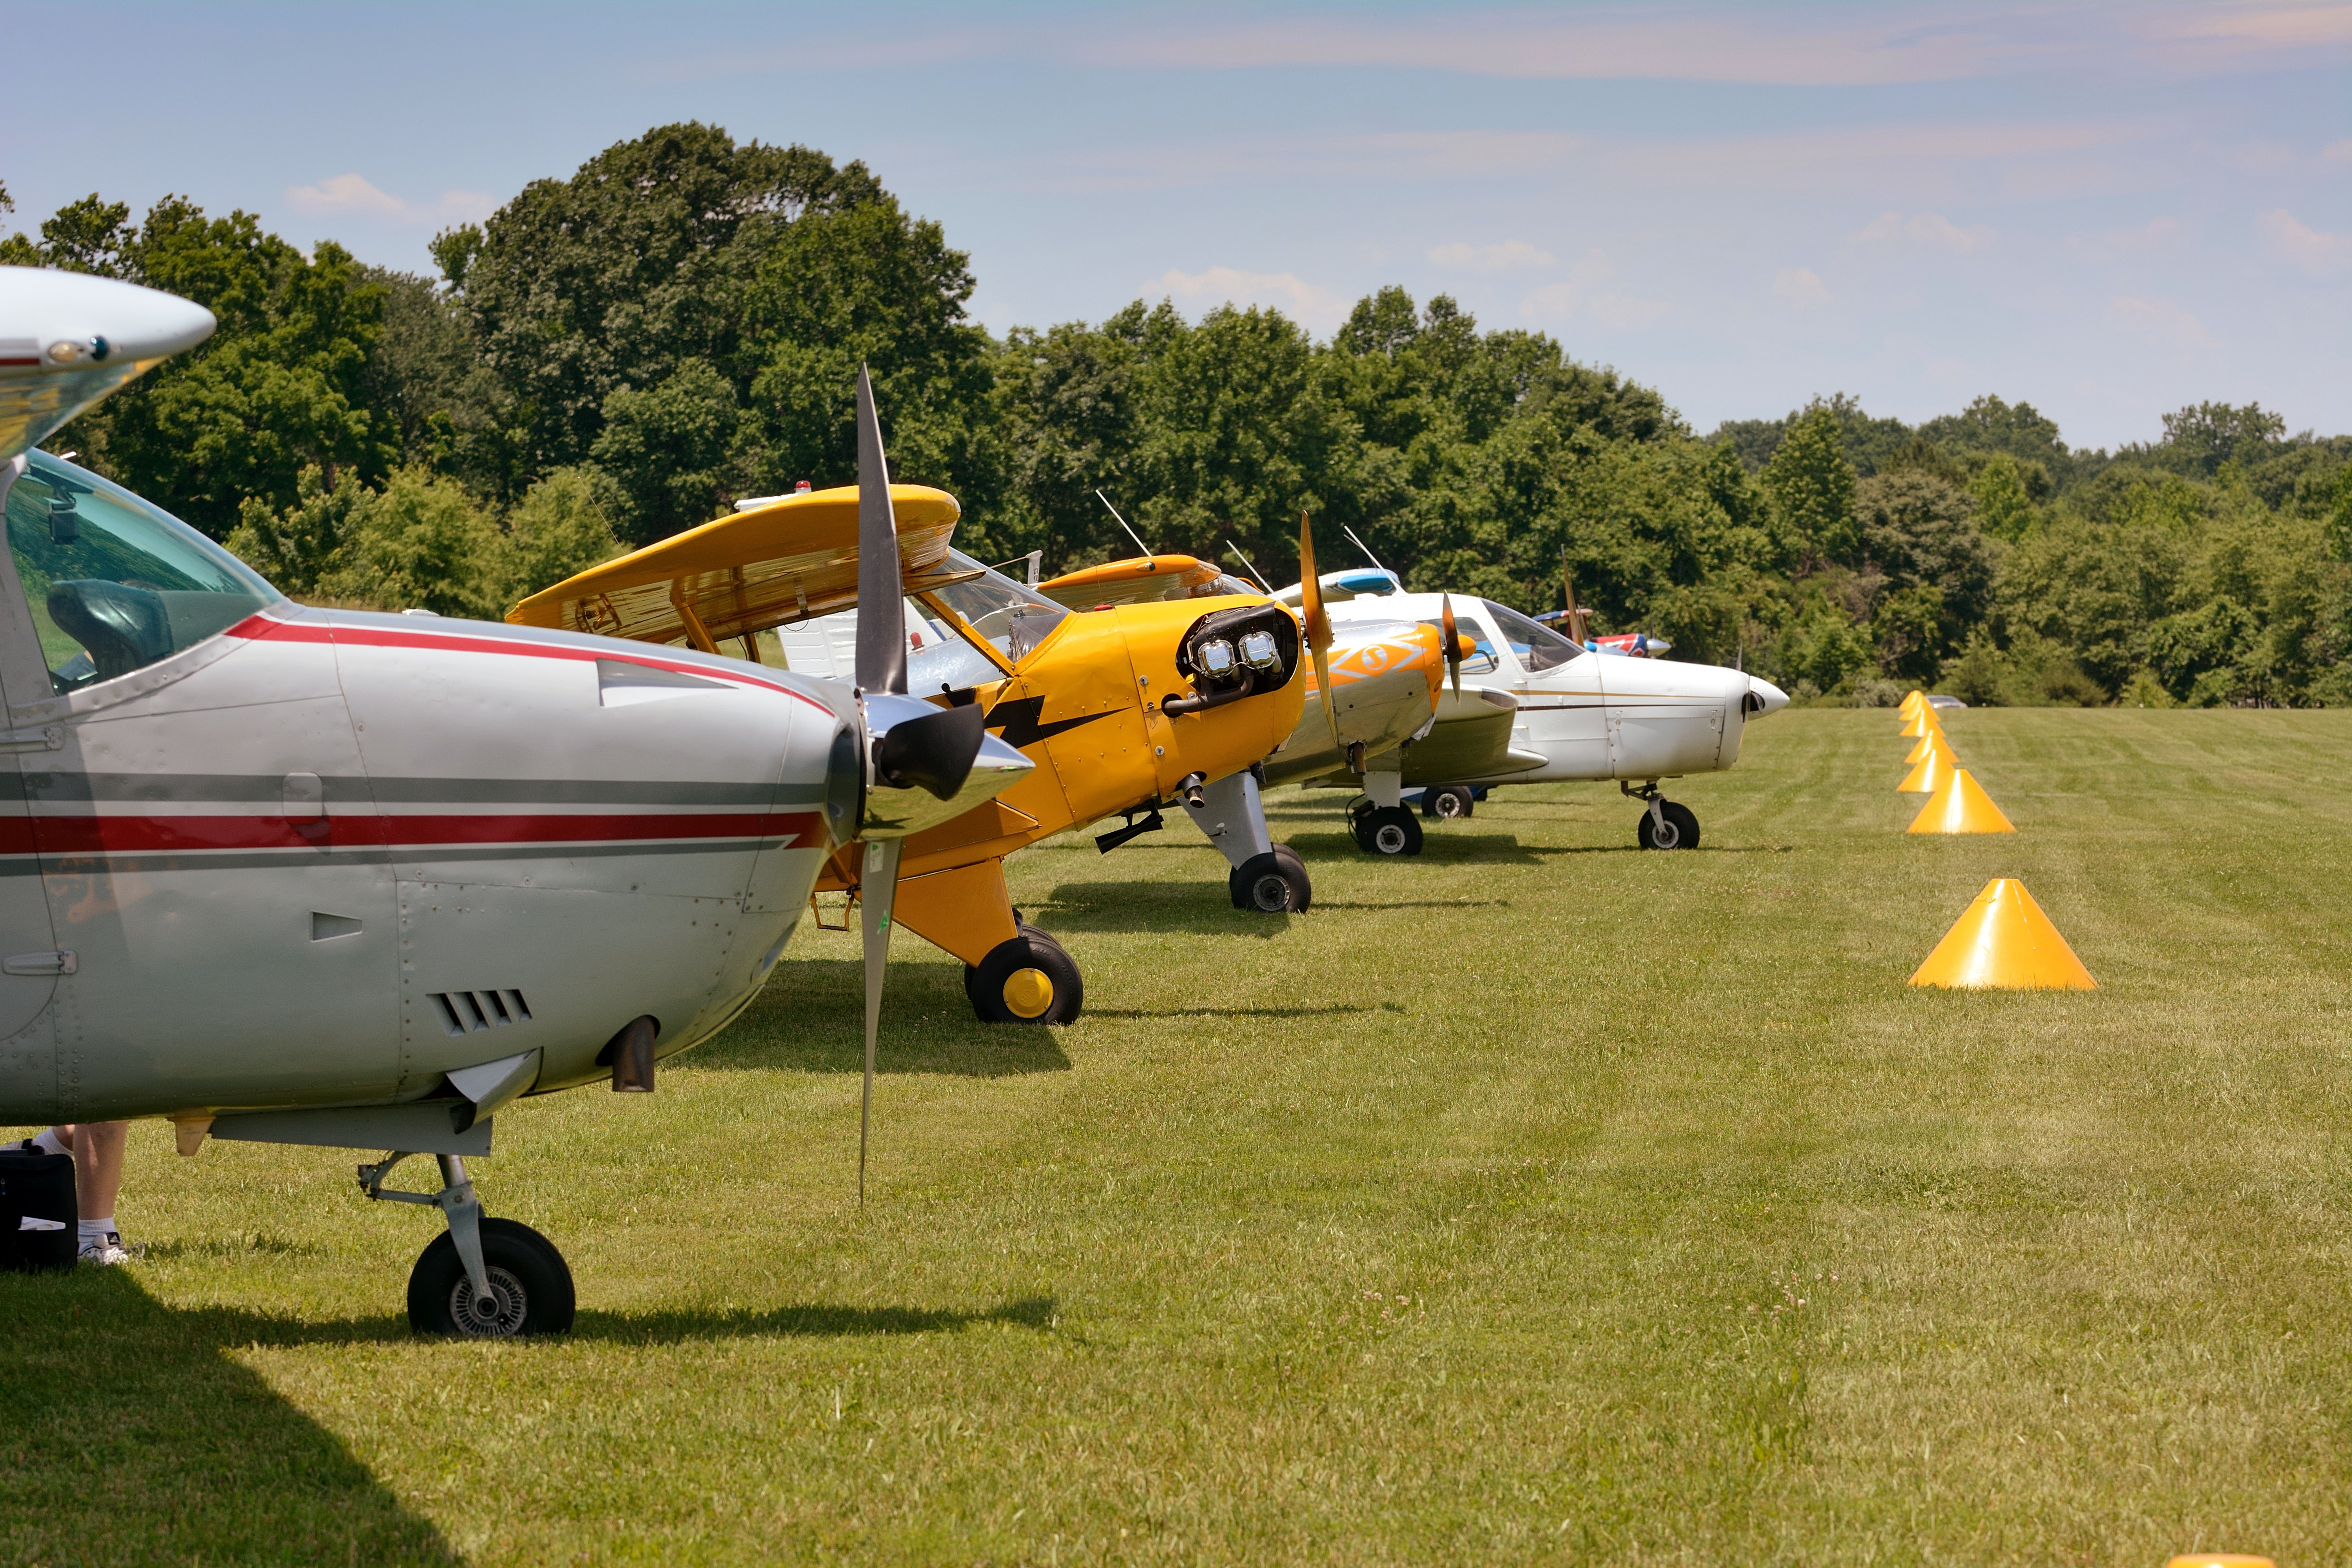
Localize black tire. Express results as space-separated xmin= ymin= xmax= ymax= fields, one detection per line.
xmin=407 ymin=1218 xmax=575 ymax=1338
xmin=1634 ymin=800 xmax=1701 ymax=850
xmin=964 ymin=923 xmax=1084 ymax=1024
xmin=1271 ymin=844 xmax=1312 ymax=912
xmin=1354 ymin=805 xmax=1424 ymax=857
xmin=1230 ymin=849 xmax=1311 ymax=913
xmin=1423 ymin=786 xmax=1474 ymax=820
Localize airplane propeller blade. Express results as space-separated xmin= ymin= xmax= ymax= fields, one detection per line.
xmin=854 ymin=364 xmax=908 ymax=698
xmin=857 ymin=835 xmax=902 ymax=1205
xmin=1562 ymin=550 xmax=1585 ymax=646
xmin=1439 ymin=592 xmax=1462 ymax=702
xmin=1299 ymin=512 xmax=1342 ymax=758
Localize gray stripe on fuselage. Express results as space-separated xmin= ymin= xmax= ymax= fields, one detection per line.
xmin=6 ymin=773 xmax=817 ymax=807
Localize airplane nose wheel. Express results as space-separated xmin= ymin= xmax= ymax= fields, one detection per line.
xmin=1634 ymin=799 xmax=1700 ymax=850
xmin=965 ymin=922 xmax=1084 ymax=1024
xmin=1230 ymin=846 xmax=1312 ymax=912
xmin=1351 ymin=804 xmax=1425 ymax=857
xmin=1420 ymin=786 xmax=1475 ymax=820
xmin=409 ymin=1224 xmax=574 ymax=1338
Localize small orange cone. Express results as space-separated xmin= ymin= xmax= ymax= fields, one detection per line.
xmin=1898 ymin=708 xmax=1940 ymax=739
xmin=2166 ymin=1556 xmax=2274 ymax=1568
xmin=1908 ymin=769 xmax=2014 ymax=833
xmin=1909 ymin=878 xmax=2095 ymax=989
xmin=1898 ymin=690 xmax=1926 ymax=717
xmin=1902 ymin=731 xmax=1940 ymax=765
xmin=1896 ymin=740 xmax=1956 ymax=794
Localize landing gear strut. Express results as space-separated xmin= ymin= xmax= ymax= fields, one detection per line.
xmin=361 ymin=1151 xmax=576 ymax=1337
xmin=1181 ymin=765 xmax=1313 ymax=913
xmin=1624 ymin=779 xmax=1700 ymax=850
xmin=1348 ymin=768 xmax=1423 ymax=857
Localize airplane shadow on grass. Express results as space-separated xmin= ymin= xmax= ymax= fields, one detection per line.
xmin=704 ymin=960 xmax=1073 ymax=1076
xmin=0 ymin=1268 xmax=461 ymax=1565
xmin=572 ymin=1294 xmax=1057 ymax=1345
xmin=1279 ymin=830 xmax=1548 ymax=866
xmin=1030 ymin=880 xmax=1295 ymax=936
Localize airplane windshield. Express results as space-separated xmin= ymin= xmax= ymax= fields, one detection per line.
xmin=923 ymin=550 xmax=1071 ymax=671
xmin=1481 ymin=600 xmax=1584 ymax=673
xmin=6 ymin=452 xmax=283 ymax=693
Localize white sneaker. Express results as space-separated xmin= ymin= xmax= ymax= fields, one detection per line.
xmin=78 ymin=1231 xmax=127 ymax=1266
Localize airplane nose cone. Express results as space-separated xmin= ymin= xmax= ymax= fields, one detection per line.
xmin=1746 ymin=677 xmax=1791 ymax=716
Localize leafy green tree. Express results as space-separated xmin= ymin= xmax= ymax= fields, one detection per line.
xmin=1762 ymin=403 xmax=1858 ymax=569
xmin=4 ymin=192 xmax=393 ymax=535
xmin=591 ymin=360 xmax=741 ymax=544
xmin=2154 ymin=401 xmax=2286 ymax=476
xmin=1968 ymin=456 xmax=2038 ymax=543
xmin=496 ymin=467 xmax=624 ymax=607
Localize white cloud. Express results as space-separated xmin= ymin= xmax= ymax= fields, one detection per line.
xmin=1852 ymin=210 xmax=1996 ymax=250
xmin=2325 ymin=138 xmax=2352 ymax=164
xmin=1427 ymin=239 xmax=1556 ymax=272
xmin=1522 ymin=249 xmax=1666 ymax=330
xmin=2259 ymin=208 xmax=2352 ymax=274
xmin=285 ymin=173 xmax=496 ymax=227
xmin=2106 ymin=295 xmax=2215 ymax=347
xmin=1144 ymin=266 xmax=1350 ymax=328
xmin=1771 ymin=267 xmax=1831 ymax=305
xmin=2066 ymin=216 xmax=2181 ymax=259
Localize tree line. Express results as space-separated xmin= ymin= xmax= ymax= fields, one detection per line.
xmin=7 ymin=126 xmax=2349 ymax=706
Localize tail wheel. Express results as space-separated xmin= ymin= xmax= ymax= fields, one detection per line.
xmin=1353 ymin=805 xmax=1424 ymax=857
xmin=407 ymin=1218 xmax=575 ymax=1338
xmin=1634 ymin=800 xmax=1701 ymax=850
xmin=1230 ymin=848 xmax=1312 ymax=913
xmin=964 ymin=923 xmax=1084 ymax=1025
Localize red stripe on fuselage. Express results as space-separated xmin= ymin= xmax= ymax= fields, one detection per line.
xmin=225 ymin=612 xmax=837 ymax=717
xmin=3 ymin=810 xmax=823 ymax=856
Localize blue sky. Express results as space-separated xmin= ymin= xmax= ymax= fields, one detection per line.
xmin=4 ymin=1 xmax=2347 ymax=450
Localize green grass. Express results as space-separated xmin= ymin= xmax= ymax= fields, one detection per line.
xmin=8 ymin=707 xmax=2352 ymax=1564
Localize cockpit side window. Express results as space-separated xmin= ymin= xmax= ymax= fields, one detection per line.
xmin=921 ymin=550 xmax=1072 ymax=672
xmin=4 ymin=453 xmax=282 ymax=693
xmin=1480 ymin=600 xmax=1585 ymax=673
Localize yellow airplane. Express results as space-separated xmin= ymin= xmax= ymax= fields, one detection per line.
xmin=1037 ymin=548 xmax=1463 ymax=909
xmin=510 ymin=445 xmax=1305 ymax=1027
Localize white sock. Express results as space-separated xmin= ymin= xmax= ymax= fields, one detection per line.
xmin=78 ymin=1217 xmax=113 ymax=1243
xmin=31 ymin=1128 xmax=67 ymax=1157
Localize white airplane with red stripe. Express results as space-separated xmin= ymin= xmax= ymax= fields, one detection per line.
xmin=0 ymin=267 xmax=1027 ymax=1335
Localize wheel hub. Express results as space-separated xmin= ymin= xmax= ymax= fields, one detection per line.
xmin=448 ymin=1265 xmax=528 ymax=1337
xmin=1003 ymin=966 xmax=1054 ymax=1018
xmin=1374 ymin=823 xmax=1408 ymax=854
xmin=1250 ymin=872 xmax=1292 ymax=911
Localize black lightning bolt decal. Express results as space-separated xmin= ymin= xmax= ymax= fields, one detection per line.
xmin=984 ymin=695 xmax=1116 ymax=750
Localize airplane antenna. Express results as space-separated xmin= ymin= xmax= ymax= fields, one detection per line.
xmin=1341 ymin=525 xmax=1388 ymax=573
xmin=1224 ymin=539 xmax=1275 ymax=594
xmin=1095 ymin=490 xmax=1154 ymax=558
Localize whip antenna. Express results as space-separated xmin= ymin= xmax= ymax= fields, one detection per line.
xmin=1095 ymin=490 xmax=1154 ymax=558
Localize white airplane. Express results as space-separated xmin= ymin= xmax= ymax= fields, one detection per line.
xmin=1274 ymin=568 xmax=1789 ymax=853
xmin=0 ymin=266 xmax=1031 ymax=1336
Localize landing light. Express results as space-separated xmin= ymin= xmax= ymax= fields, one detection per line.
xmin=1238 ymin=629 xmax=1281 ymax=672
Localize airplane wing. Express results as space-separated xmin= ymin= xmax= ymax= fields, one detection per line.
xmin=1037 ymin=554 xmax=1232 ymax=610
xmin=507 ymin=483 xmax=967 ymax=651
xmin=1295 ymin=687 xmax=1541 ymax=788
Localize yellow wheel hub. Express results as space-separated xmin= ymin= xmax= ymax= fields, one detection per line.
xmin=1002 ymin=966 xmax=1054 ymax=1019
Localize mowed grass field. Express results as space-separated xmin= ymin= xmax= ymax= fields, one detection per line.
xmin=8 ymin=706 xmax=2352 ymax=1565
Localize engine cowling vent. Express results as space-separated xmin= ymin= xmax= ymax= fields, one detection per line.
xmin=430 ymin=989 xmax=533 ymax=1038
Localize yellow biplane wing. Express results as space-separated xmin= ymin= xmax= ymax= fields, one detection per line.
xmin=506 ymin=483 xmax=965 ymax=652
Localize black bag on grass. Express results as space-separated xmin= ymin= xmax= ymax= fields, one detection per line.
xmin=0 ymin=1147 xmax=76 ymax=1271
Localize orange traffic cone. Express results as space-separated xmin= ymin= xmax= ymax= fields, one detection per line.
xmin=1896 ymin=740 xmax=1956 ymax=794
xmin=1909 ymin=878 xmax=2095 ymax=989
xmin=1902 ymin=731 xmax=1941 ymax=765
xmin=1898 ymin=708 xmax=1940 ymax=739
xmin=1908 ymin=769 xmax=2015 ymax=833
xmin=2165 ymin=1557 xmax=2274 ymax=1568
xmin=1899 ymin=690 xmax=1926 ymax=717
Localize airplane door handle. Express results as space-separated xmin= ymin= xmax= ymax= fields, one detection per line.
xmin=0 ymin=726 xmax=64 ymax=752
xmin=4 ymin=950 xmax=76 ymax=976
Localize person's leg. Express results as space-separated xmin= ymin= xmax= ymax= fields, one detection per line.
xmin=63 ymin=1122 xmax=128 ymax=1262
xmin=71 ymin=1122 xmax=126 ymax=1221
